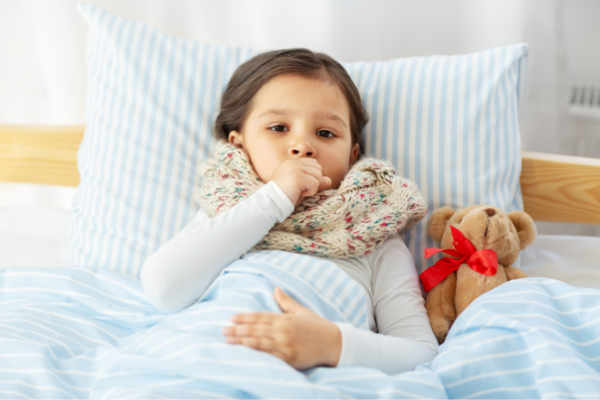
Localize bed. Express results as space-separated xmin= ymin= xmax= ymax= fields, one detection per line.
xmin=1 ymin=124 xmax=600 ymax=399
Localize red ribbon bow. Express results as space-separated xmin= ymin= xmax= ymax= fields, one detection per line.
xmin=419 ymin=225 xmax=498 ymax=293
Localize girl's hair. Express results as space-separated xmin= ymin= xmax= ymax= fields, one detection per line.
xmin=213 ymin=48 xmax=369 ymax=159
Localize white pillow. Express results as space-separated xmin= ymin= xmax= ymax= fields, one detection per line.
xmin=70 ymin=2 xmax=528 ymax=278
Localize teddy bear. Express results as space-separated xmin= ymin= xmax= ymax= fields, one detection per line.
xmin=421 ymin=205 xmax=537 ymax=344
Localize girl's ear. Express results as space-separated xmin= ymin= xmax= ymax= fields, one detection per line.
xmin=349 ymin=143 xmax=360 ymax=165
xmin=228 ymin=131 xmax=244 ymax=149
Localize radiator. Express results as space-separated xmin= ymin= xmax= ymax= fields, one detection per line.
xmin=569 ymin=82 xmax=600 ymax=159
xmin=535 ymin=83 xmax=600 ymax=237
xmin=571 ymin=82 xmax=600 ymax=107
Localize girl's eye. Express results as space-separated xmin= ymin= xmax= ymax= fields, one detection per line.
xmin=269 ymin=125 xmax=287 ymax=132
xmin=317 ymin=130 xmax=335 ymax=138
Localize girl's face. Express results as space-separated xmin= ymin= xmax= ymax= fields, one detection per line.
xmin=228 ymin=73 xmax=360 ymax=190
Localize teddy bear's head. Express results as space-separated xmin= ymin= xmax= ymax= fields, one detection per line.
xmin=427 ymin=205 xmax=537 ymax=267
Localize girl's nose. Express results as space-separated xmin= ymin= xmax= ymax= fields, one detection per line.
xmin=289 ymin=140 xmax=316 ymax=158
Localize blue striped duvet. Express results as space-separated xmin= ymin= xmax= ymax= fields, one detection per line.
xmin=1 ymin=249 xmax=599 ymax=399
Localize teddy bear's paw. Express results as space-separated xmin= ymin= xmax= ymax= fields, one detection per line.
xmin=434 ymin=331 xmax=448 ymax=345
xmin=430 ymin=316 xmax=452 ymax=344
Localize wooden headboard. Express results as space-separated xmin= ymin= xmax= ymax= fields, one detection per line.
xmin=1 ymin=125 xmax=599 ymax=225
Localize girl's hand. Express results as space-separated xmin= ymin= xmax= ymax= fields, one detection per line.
xmin=222 ymin=287 xmax=342 ymax=370
xmin=272 ymin=158 xmax=332 ymax=207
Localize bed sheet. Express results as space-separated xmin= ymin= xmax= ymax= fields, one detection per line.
xmin=520 ymin=235 xmax=600 ymax=290
xmin=1 ymin=204 xmax=598 ymax=289
xmin=0 ymin=205 xmax=70 ymax=268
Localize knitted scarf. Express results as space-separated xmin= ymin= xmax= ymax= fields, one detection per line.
xmin=195 ymin=141 xmax=427 ymax=259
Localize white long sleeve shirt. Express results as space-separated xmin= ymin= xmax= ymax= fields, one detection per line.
xmin=140 ymin=181 xmax=439 ymax=374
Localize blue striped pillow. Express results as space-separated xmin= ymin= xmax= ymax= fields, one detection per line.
xmin=71 ymin=2 xmax=527 ymax=278
xmin=345 ymin=47 xmax=528 ymax=273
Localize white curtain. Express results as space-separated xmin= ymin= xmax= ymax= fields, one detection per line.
xmin=2 ymin=0 xmax=594 ymax=235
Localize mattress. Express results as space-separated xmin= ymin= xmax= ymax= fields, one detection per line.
xmin=0 ymin=204 xmax=599 ymax=289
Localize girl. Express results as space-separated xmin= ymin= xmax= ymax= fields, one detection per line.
xmin=141 ymin=48 xmax=439 ymax=374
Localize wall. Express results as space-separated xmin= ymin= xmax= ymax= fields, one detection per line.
xmin=0 ymin=0 xmax=598 ymax=235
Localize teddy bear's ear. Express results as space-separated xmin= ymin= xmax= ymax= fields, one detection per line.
xmin=507 ymin=211 xmax=537 ymax=250
xmin=427 ymin=206 xmax=456 ymax=242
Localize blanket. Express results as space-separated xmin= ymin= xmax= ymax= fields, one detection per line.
xmin=1 ymin=250 xmax=600 ymax=399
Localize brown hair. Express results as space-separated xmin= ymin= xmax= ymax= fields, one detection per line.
xmin=213 ymin=48 xmax=369 ymax=159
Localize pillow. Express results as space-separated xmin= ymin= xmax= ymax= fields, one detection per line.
xmin=70 ymin=3 xmax=259 ymax=278
xmin=70 ymin=2 xmax=528 ymax=279
xmin=343 ymin=47 xmax=528 ymax=274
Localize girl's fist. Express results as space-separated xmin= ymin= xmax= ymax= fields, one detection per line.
xmin=272 ymin=158 xmax=332 ymax=207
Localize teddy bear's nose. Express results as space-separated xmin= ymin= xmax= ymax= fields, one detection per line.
xmin=484 ymin=208 xmax=496 ymax=217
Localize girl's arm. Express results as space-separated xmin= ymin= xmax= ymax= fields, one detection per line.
xmin=140 ymin=181 xmax=295 ymax=312
xmin=333 ymin=234 xmax=439 ymax=374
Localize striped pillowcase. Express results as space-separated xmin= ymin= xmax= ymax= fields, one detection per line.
xmin=70 ymin=3 xmax=527 ymax=278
